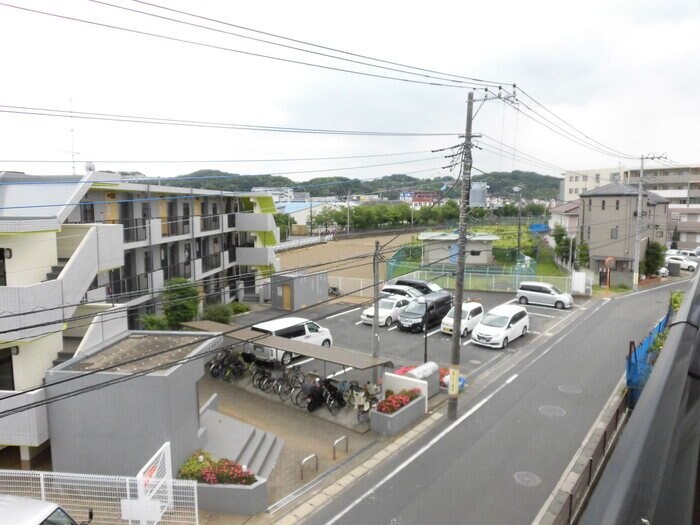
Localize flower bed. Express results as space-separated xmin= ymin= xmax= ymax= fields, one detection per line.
xmin=179 ymin=451 xmax=256 ymax=485
xmin=376 ymin=388 xmax=421 ymax=414
xmin=371 ymin=393 xmax=425 ymax=436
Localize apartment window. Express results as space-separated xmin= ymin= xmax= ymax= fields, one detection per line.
xmin=611 ymin=226 xmax=618 ymax=239
xmin=587 ymin=226 xmax=591 ymax=240
xmin=595 ymin=174 xmax=601 ymax=183
xmin=575 ymin=176 xmax=579 ymax=182
xmin=602 ymin=200 xmax=606 ymax=210
xmin=615 ymin=200 xmax=620 ymax=210
xmin=569 ymin=176 xmax=574 ymax=182
xmin=611 ymin=173 xmax=620 ymax=182
xmin=583 ymin=175 xmax=588 ymax=182
xmin=569 ymin=188 xmax=573 ymax=194
xmin=144 ymin=252 xmax=151 ymax=273
xmin=81 ymin=202 xmax=95 ymax=223
xmin=588 ymin=199 xmax=592 ymax=212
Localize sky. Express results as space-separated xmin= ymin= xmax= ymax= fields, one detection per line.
xmin=0 ymin=0 xmax=698 ymax=184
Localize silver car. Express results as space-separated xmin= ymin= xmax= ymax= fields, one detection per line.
xmin=517 ymin=281 xmax=573 ymax=309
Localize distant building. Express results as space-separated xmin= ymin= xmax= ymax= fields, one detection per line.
xmin=411 ymin=191 xmax=439 ymax=208
xmin=418 ymin=231 xmax=500 ymax=266
xmin=251 ymin=186 xmax=295 ymax=203
xmin=549 ymin=201 xmax=580 ymax=237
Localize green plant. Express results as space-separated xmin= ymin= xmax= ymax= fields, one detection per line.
xmin=140 ymin=314 xmax=169 ymax=330
xmin=163 ymin=278 xmax=200 ymax=329
xmin=203 ymin=304 xmax=231 ymax=324
xmin=178 ymin=450 xmax=215 ymax=482
xmin=644 ymin=242 xmax=666 ymax=276
xmin=671 ymin=291 xmax=685 ymax=312
xmin=179 ymin=450 xmax=257 ymax=485
xmin=231 ymin=302 xmax=250 ymax=315
xmin=384 ymin=389 xmax=394 ymax=398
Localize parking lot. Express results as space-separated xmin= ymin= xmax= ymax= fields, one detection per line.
xmin=234 ymin=291 xmax=598 ymax=387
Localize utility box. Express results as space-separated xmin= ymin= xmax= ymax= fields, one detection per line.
xmin=406 ymin=361 xmax=440 ymax=398
xmin=271 ymin=271 xmax=328 ymax=311
xmin=668 ymin=261 xmax=681 ymax=277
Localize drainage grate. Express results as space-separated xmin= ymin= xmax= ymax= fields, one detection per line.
xmin=514 ymin=471 xmax=542 ymax=487
xmin=539 ymin=405 xmax=567 ymax=417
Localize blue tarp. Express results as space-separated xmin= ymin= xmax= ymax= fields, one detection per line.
xmin=529 ymin=223 xmax=549 ymax=233
xmin=627 ymin=314 xmax=669 ymax=407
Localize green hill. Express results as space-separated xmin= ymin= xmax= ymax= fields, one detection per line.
xmin=473 ymin=170 xmax=561 ymax=200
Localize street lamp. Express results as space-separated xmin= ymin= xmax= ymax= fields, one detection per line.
xmin=513 ymin=186 xmax=523 ymax=266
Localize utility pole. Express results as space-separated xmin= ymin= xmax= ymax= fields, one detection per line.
xmin=346 ymin=192 xmax=351 ymax=233
xmin=568 ymin=235 xmax=574 ymax=271
xmin=515 ymin=187 xmax=523 ymax=264
xmin=372 ymin=240 xmax=381 ymax=383
xmin=309 ymin=198 xmax=313 ymax=236
xmin=448 ymin=90 xmax=474 ymax=421
xmin=633 ymin=153 xmax=666 ymax=291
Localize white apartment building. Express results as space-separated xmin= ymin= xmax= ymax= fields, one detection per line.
xmin=0 ymin=170 xmax=278 ymax=466
xmin=561 ymin=167 xmax=624 ymax=202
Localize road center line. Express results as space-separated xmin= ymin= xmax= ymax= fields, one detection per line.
xmin=326 ymin=307 xmax=360 ymax=319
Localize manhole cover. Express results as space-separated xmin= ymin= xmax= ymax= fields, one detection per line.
xmin=539 ymin=405 xmax=567 ymax=417
xmin=558 ymin=384 xmax=583 ymax=394
xmin=469 ymin=360 xmax=482 ymax=365
xmin=514 ymin=471 xmax=542 ymax=487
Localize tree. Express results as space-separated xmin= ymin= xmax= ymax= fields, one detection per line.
xmin=577 ymin=242 xmax=590 ymax=267
xmin=644 ymin=242 xmax=666 ymax=276
xmin=140 ymin=314 xmax=169 ymax=330
xmin=203 ymin=304 xmax=231 ymax=324
xmin=273 ymin=213 xmax=296 ymax=242
xmin=552 ymin=224 xmax=567 ymax=246
xmin=163 ymin=278 xmax=200 ymax=329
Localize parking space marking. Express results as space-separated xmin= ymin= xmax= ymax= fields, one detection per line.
xmin=528 ymin=312 xmax=557 ymax=318
xmin=354 ymin=320 xmax=364 ymax=325
xmin=327 ymin=367 xmax=354 ymax=379
xmin=462 ymin=339 xmax=473 ymax=346
xmin=529 ymin=331 xmax=542 ymax=335
xmin=294 ymin=357 xmax=315 ymax=366
xmin=326 ymin=307 xmax=360 ymax=319
xmin=427 ymin=329 xmax=441 ymax=337
xmin=388 ymin=326 xmax=398 ymax=331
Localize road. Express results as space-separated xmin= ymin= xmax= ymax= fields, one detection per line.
xmin=302 ymin=280 xmax=690 ymax=525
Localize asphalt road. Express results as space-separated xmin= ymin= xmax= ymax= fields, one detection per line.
xmin=302 ymin=279 xmax=691 ymax=525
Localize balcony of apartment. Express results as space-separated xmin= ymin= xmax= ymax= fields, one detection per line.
xmin=200 ymin=214 xmax=221 ymax=232
xmin=162 ymin=261 xmax=191 ymax=281
xmin=104 ymin=218 xmax=148 ymax=244
xmin=226 ymin=213 xmax=236 ymax=229
xmin=235 ymin=246 xmax=276 ymax=267
xmin=675 ymin=220 xmax=700 ymax=233
xmin=224 ymin=247 xmax=236 ymax=267
xmin=160 ymin=215 xmax=191 ymax=238
xmin=201 ymin=252 xmax=222 ymax=273
xmin=235 ymin=212 xmax=275 ymax=232
xmin=107 ymin=272 xmax=150 ymax=303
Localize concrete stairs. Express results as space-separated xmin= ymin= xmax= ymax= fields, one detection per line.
xmin=200 ymin=409 xmax=283 ymax=480
xmin=45 ymin=258 xmax=69 ymax=280
xmin=52 ymin=336 xmax=83 ymax=367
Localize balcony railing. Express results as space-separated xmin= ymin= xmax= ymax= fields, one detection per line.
xmin=162 ymin=262 xmax=191 ymax=281
xmin=108 ymin=273 xmax=149 ymax=302
xmin=162 ymin=216 xmax=191 ymax=237
xmin=227 ymin=213 xmax=236 ymax=228
xmin=227 ymin=248 xmax=236 ymax=263
xmin=104 ymin=218 xmax=148 ymax=243
xmin=201 ymin=252 xmax=222 ymax=273
xmin=201 ymin=214 xmax=221 ymax=232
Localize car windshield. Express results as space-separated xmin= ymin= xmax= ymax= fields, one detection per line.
xmin=378 ymin=299 xmax=394 ymax=310
xmin=427 ymin=282 xmax=442 ymax=292
xmin=404 ymin=302 xmax=426 ymax=315
xmin=481 ymin=313 xmax=509 ymax=328
xmin=445 ymin=306 xmax=468 ymax=319
xmin=551 ymin=286 xmax=562 ymax=294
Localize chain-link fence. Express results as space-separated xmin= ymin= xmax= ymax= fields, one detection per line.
xmin=0 ymin=469 xmax=198 ymax=525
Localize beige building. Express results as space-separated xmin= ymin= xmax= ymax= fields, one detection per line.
xmin=579 ymin=184 xmax=670 ymax=274
xmin=561 ymin=167 xmax=624 ymax=202
xmin=549 ymin=201 xmax=580 ymax=236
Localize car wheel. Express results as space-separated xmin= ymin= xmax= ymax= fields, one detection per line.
xmin=281 ymin=352 xmax=293 ymax=366
xmin=522 ymin=326 xmax=528 ymax=337
xmin=385 ymin=316 xmax=392 ymax=327
xmin=555 ymin=301 xmax=564 ymax=309
xmin=501 ymin=337 xmax=508 ymax=350
xmin=462 ymin=328 xmax=468 ymax=338
xmin=518 ymin=296 xmax=528 ymax=305
xmin=322 ymin=339 xmax=331 ymax=347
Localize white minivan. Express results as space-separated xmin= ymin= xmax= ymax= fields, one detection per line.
xmin=250 ymin=317 xmax=333 ymax=365
xmin=471 ymin=304 xmax=529 ymax=349
xmin=0 ymin=494 xmax=92 ymax=525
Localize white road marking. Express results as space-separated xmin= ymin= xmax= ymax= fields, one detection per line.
xmin=529 ymin=331 xmax=542 ymax=335
xmin=327 ymin=376 xmax=514 ymax=524
xmin=427 ymin=329 xmax=441 ymax=337
xmin=293 ymin=357 xmax=315 ymax=366
xmin=528 ymin=312 xmax=556 ymax=318
xmin=524 ymin=304 xmax=572 ymax=312
xmin=388 ymin=326 xmax=398 ymax=331
xmin=462 ymin=339 xmax=473 ymax=346
xmin=327 ymin=367 xmax=353 ymax=379
xmin=355 ymin=320 xmax=364 ymax=325
xmin=505 ymin=373 xmax=518 ymax=384
xmin=326 ymin=307 xmax=360 ymax=319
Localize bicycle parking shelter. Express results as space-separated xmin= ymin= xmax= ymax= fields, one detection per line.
xmin=182 ymin=321 xmax=394 ymax=376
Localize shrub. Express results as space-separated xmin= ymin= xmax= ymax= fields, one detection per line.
xmin=140 ymin=314 xmax=169 ymax=331
xmin=203 ymin=304 xmax=231 ymax=324
xmin=179 ymin=450 xmax=256 ymax=485
xmin=231 ymin=302 xmax=250 ymax=315
xmin=163 ymin=278 xmax=200 ymax=329
xmin=384 ymin=389 xmax=394 ymax=398
xmin=671 ymin=291 xmax=684 ymax=312
xmin=376 ymin=388 xmax=421 ymax=414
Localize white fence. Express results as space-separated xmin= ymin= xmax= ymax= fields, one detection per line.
xmin=274 ymin=234 xmax=334 ymax=252
xmin=0 ymin=469 xmax=198 ymax=525
xmin=329 ymin=271 xmax=586 ymax=297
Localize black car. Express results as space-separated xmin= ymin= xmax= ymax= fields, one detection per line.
xmin=394 ymin=278 xmax=444 ymax=295
xmin=398 ymin=291 xmax=453 ymax=332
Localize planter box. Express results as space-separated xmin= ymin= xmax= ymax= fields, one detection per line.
xmin=370 ymin=396 xmax=425 ymax=436
xmin=197 ymin=477 xmax=267 ymax=515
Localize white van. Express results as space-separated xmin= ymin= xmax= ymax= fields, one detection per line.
xmin=517 ymin=281 xmax=573 ymax=309
xmin=471 ymin=304 xmax=529 ymax=349
xmin=250 ymin=317 xmax=333 ymax=365
xmin=0 ymin=494 xmax=92 ymax=525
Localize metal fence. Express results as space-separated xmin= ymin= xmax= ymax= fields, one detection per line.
xmin=274 ymin=234 xmax=334 ymax=252
xmin=0 ymin=469 xmax=198 ymax=525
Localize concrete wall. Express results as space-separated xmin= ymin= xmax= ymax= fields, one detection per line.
xmin=0 ymin=231 xmax=57 ymax=285
xmin=45 ymin=339 xmax=219 ymax=476
xmin=12 ymin=332 xmax=63 ymax=390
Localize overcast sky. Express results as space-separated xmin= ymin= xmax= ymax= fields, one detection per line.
xmin=1 ymin=0 xmax=698 ymax=183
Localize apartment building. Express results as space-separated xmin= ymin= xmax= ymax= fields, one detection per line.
xmin=0 ymin=170 xmax=278 ymax=466
xmin=561 ymin=167 xmax=624 ymax=202
xmin=579 ymin=184 xmax=670 ymax=278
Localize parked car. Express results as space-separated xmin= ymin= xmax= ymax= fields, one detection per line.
xmin=665 ymin=255 xmax=697 ymax=272
xmin=0 ymin=494 xmax=92 ymax=525
xmin=398 ymin=292 xmax=453 ymax=332
xmin=658 ymin=267 xmax=670 ymax=277
xmin=361 ymin=295 xmax=411 ymax=327
xmin=441 ymin=302 xmax=484 ymax=337
xmin=393 ymin=278 xmax=444 ymax=295
xmin=379 ymin=284 xmax=423 ymax=300
xmin=250 ymin=317 xmax=333 ymax=365
xmin=665 ymin=249 xmax=680 ymax=256
xmin=517 ymin=281 xmax=573 ymax=309
xmin=471 ymin=304 xmax=529 ymax=349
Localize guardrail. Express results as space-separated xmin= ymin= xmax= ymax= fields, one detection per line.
xmin=301 ymin=454 xmax=318 ymax=481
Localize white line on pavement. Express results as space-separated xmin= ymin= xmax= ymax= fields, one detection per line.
xmin=529 ymin=331 xmax=542 ymax=335
xmin=293 ymin=357 xmax=315 ymax=367
xmin=327 ymin=376 xmax=513 ymax=524
xmin=528 ymin=312 xmax=556 ymax=318
xmin=326 ymin=307 xmax=360 ymax=319
xmin=388 ymin=326 xmax=398 ymax=331
xmin=355 ymin=320 xmax=364 ymax=325
xmin=462 ymin=339 xmax=472 ymax=346
xmin=327 ymin=367 xmax=354 ymax=379
xmin=427 ymin=329 xmax=441 ymax=337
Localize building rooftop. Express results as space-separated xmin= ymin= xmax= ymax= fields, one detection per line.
xmin=550 ymin=201 xmax=581 ymax=215
xmin=580 ymin=183 xmax=669 ymax=203
xmin=65 ymin=333 xmax=209 ymax=375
